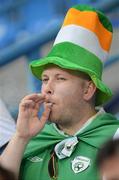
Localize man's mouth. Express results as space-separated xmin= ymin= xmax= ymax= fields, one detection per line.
xmin=44 ymin=101 xmax=54 ymax=106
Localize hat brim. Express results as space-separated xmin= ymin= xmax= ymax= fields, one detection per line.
xmin=30 ymin=56 xmax=112 ymax=106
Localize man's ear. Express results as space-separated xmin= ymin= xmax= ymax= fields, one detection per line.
xmin=83 ymin=81 xmax=97 ymax=101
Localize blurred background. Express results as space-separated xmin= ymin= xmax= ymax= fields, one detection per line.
xmin=0 ymin=0 xmax=119 ymax=120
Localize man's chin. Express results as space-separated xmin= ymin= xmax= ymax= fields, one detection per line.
xmin=48 ymin=118 xmax=57 ymax=123
xmin=48 ymin=111 xmax=62 ymax=124
xmin=48 ymin=114 xmax=58 ymax=123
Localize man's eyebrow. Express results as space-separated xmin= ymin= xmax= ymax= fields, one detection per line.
xmin=41 ymin=74 xmax=48 ymax=79
xmin=42 ymin=73 xmax=66 ymax=77
xmin=41 ymin=73 xmax=49 ymax=77
xmin=55 ymin=73 xmax=65 ymax=76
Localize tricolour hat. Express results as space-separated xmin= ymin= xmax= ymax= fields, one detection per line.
xmin=30 ymin=4 xmax=113 ymax=106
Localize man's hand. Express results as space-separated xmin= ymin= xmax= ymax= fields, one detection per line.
xmin=16 ymin=93 xmax=52 ymax=141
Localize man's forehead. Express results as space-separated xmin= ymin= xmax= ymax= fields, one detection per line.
xmin=42 ymin=65 xmax=71 ymax=76
xmin=42 ymin=64 xmax=90 ymax=80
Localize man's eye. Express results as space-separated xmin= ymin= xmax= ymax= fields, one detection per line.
xmin=57 ymin=77 xmax=66 ymax=80
xmin=42 ymin=79 xmax=48 ymax=82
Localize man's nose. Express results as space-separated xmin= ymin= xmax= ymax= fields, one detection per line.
xmin=43 ymin=81 xmax=54 ymax=95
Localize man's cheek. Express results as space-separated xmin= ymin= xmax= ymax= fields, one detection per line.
xmin=57 ymin=89 xmax=73 ymax=97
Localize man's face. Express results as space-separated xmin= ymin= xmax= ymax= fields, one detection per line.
xmin=100 ymin=155 xmax=119 ymax=180
xmin=41 ymin=65 xmax=90 ymax=126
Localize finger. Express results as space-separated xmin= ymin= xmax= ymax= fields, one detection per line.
xmin=20 ymin=99 xmax=38 ymax=110
xmin=31 ymin=100 xmax=45 ymax=116
xmin=21 ymin=93 xmax=45 ymax=102
xmin=35 ymin=100 xmax=44 ymax=110
xmin=39 ymin=103 xmax=52 ymax=126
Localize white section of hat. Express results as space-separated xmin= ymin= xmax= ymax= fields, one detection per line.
xmin=54 ymin=25 xmax=108 ymax=62
xmin=0 ymin=99 xmax=16 ymax=147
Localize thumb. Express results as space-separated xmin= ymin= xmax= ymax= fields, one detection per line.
xmin=39 ymin=103 xmax=52 ymax=128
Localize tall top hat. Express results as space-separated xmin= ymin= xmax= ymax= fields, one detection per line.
xmin=30 ymin=4 xmax=113 ymax=106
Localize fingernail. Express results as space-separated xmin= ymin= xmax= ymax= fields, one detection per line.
xmin=38 ymin=93 xmax=45 ymax=98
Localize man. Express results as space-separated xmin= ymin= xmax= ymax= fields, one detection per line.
xmin=0 ymin=4 xmax=119 ymax=180
xmin=97 ymin=138 xmax=119 ymax=180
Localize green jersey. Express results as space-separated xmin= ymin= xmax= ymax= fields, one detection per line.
xmin=20 ymin=112 xmax=119 ymax=180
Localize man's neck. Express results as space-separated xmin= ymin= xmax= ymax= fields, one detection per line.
xmin=57 ymin=108 xmax=97 ymax=136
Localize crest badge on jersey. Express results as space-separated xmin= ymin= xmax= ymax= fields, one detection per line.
xmin=71 ymin=156 xmax=90 ymax=173
xmin=28 ymin=156 xmax=43 ymax=163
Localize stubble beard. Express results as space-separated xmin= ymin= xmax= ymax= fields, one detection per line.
xmin=47 ymin=100 xmax=80 ymax=129
xmin=48 ymin=107 xmax=74 ymax=128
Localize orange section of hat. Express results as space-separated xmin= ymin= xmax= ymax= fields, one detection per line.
xmin=63 ymin=8 xmax=112 ymax=52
